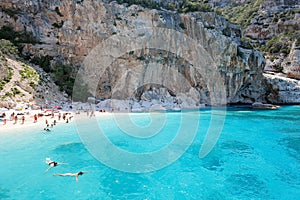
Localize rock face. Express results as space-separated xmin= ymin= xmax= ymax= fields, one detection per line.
xmin=210 ymin=0 xmax=300 ymax=79
xmin=244 ymin=0 xmax=300 ymax=77
xmin=0 ymin=56 xmax=9 ymax=81
xmin=0 ymin=56 xmax=68 ymax=106
xmin=264 ymin=72 xmax=300 ymax=104
xmin=283 ymin=42 xmax=300 ymax=79
xmin=0 ymin=0 xmax=271 ymax=106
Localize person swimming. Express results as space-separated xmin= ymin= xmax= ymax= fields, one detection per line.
xmin=44 ymin=127 xmax=51 ymax=132
xmin=45 ymin=158 xmax=66 ymax=172
xmin=53 ymin=171 xmax=87 ymax=182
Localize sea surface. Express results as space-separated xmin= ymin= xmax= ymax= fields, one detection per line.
xmin=0 ymin=106 xmax=300 ymax=199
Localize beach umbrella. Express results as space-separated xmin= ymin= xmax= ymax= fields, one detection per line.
xmin=16 ymin=107 xmax=23 ymax=111
xmin=54 ymin=105 xmax=62 ymax=109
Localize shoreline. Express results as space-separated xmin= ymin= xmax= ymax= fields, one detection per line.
xmin=0 ymin=112 xmax=68 ymax=132
xmin=1 ymin=104 xmax=299 ymax=133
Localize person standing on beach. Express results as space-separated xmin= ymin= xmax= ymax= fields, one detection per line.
xmin=34 ymin=114 xmax=38 ymax=123
xmin=2 ymin=113 xmax=6 ymax=125
xmin=45 ymin=119 xmax=49 ymax=127
xmin=10 ymin=112 xmax=14 ymax=121
xmin=58 ymin=113 xmax=61 ymax=120
xmin=21 ymin=116 xmax=25 ymax=124
xmin=14 ymin=115 xmax=18 ymax=124
xmin=2 ymin=113 xmax=6 ymax=124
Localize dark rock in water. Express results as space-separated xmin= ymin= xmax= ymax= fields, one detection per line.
xmin=252 ymin=102 xmax=280 ymax=110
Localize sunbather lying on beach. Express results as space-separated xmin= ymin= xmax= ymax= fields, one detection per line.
xmin=45 ymin=158 xmax=67 ymax=172
xmin=53 ymin=171 xmax=87 ymax=182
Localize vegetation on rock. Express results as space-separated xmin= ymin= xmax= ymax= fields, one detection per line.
xmin=260 ymin=31 xmax=300 ymax=55
xmin=0 ymin=39 xmax=18 ymax=56
xmin=111 ymin=0 xmax=212 ymax=13
xmin=52 ymin=63 xmax=75 ymax=96
xmin=0 ymin=25 xmax=39 ymax=45
xmin=20 ymin=64 xmax=39 ymax=82
xmin=215 ymin=0 xmax=263 ymax=28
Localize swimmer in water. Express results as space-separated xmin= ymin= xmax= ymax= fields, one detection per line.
xmin=45 ymin=158 xmax=67 ymax=172
xmin=53 ymin=171 xmax=88 ymax=182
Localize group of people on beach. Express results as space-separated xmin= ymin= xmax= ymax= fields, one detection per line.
xmin=0 ymin=107 xmax=78 ymax=127
xmin=43 ymin=111 xmax=73 ymax=131
xmin=1 ymin=112 xmax=26 ymax=125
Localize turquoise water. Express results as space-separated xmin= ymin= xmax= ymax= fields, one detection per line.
xmin=1 ymin=106 xmax=300 ymax=199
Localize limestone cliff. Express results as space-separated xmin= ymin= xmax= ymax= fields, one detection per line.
xmin=0 ymin=0 xmax=287 ymax=106
xmin=210 ymin=0 xmax=300 ymax=104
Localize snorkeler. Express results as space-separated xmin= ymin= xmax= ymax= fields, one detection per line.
xmin=45 ymin=158 xmax=67 ymax=172
xmin=53 ymin=171 xmax=88 ymax=182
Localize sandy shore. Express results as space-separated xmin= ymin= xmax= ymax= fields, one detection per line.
xmin=0 ymin=109 xmax=116 ymax=133
xmin=0 ymin=110 xmax=73 ymax=132
xmin=0 ymin=105 xmax=202 ymax=133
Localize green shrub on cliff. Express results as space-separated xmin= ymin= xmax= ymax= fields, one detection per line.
xmin=179 ymin=22 xmax=186 ymax=29
xmin=179 ymin=1 xmax=212 ymax=13
xmin=53 ymin=63 xmax=75 ymax=96
xmin=111 ymin=0 xmax=212 ymax=13
xmin=0 ymin=25 xmax=38 ymax=45
xmin=0 ymin=66 xmax=13 ymax=91
xmin=0 ymin=82 xmax=4 ymax=90
xmin=30 ymin=55 xmax=76 ymax=96
xmin=0 ymin=39 xmax=18 ymax=56
xmin=114 ymin=0 xmax=161 ymax=9
xmin=12 ymin=87 xmax=21 ymax=96
xmin=52 ymin=21 xmax=64 ymax=29
xmin=31 ymin=55 xmax=52 ymax=73
xmin=215 ymin=0 xmax=263 ymax=28
xmin=1 ymin=8 xmax=21 ymax=21
xmin=260 ymin=31 xmax=300 ymax=54
xmin=20 ymin=64 xmax=39 ymax=81
xmin=3 ymin=92 xmax=12 ymax=99
xmin=296 ymin=37 xmax=300 ymax=47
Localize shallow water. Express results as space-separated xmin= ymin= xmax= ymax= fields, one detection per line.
xmin=0 ymin=106 xmax=300 ymax=199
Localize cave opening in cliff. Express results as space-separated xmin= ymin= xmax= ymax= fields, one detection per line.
xmin=92 ymin=48 xmax=211 ymax=105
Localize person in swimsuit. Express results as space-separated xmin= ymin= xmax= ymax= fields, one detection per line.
xmin=45 ymin=158 xmax=66 ymax=172
xmin=53 ymin=171 xmax=87 ymax=182
xmin=44 ymin=128 xmax=51 ymax=132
